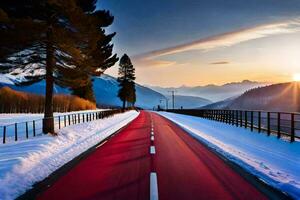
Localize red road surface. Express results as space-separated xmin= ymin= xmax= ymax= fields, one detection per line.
xmin=38 ymin=111 xmax=267 ymax=200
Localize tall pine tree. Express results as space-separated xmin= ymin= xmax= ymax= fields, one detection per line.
xmin=0 ymin=0 xmax=118 ymax=134
xmin=117 ymin=54 xmax=136 ymax=110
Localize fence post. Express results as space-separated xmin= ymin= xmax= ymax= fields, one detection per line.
xmin=251 ymin=111 xmax=253 ymax=131
xmin=222 ymin=110 xmax=224 ymax=122
xmin=258 ymin=111 xmax=261 ymax=133
xmin=68 ymin=115 xmax=71 ymax=125
xmin=227 ymin=110 xmax=231 ymax=124
xmin=58 ymin=116 xmax=61 ymax=129
xmin=226 ymin=110 xmax=229 ymax=124
xmin=26 ymin=122 xmax=29 ymax=139
xmin=15 ymin=123 xmax=17 ymax=141
xmin=245 ymin=111 xmax=248 ymax=128
xmin=78 ymin=114 xmax=80 ymax=123
xmin=33 ymin=121 xmax=36 ymax=137
xmin=236 ymin=110 xmax=238 ymax=127
xmin=3 ymin=126 xmax=6 ymax=144
xmin=267 ymin=112 xmax=271 ymax=136
xmin=291 ymin=113 xmax=295 ymax=142
xmin=64 ymin=115 xmax=66 ymax=127
xmin=83 ymin=114 xmax=85 ymax=122
xmin=240 ymin=111 xmax=243 ymax=127
xmin=277 ymin=113 xmax=281 ymax=139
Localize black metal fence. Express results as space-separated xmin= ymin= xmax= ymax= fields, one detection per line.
xmin=166 ymin=109 xmax=300 ymax=142
xmin=0 ymin=109 xmax=126 ymax=144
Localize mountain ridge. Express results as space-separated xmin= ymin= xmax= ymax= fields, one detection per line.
xmin=148 ymin=80 xmax=268 ymax=102
xmin=202 ymin=82 xmax=300 ymax=112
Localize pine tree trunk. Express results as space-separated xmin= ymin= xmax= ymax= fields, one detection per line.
xmin=122 ymin=100 xmax=126 ymax=111
xmin=43 ymin=26 xmax=55 ymax=134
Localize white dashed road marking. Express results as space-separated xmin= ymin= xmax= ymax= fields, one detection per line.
xmin=150 ymin=146 xmax=156 ymax=154
xmin=151 ymin=135 xmax=154 ymax=141
xmin=150 ymin=172 xmax=159 ymax=200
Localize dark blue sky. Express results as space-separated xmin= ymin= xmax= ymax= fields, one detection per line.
xmin=97 ymin=0 xmax=300 ymax=55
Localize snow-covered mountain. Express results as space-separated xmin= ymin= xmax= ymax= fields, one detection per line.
xmin=149 ymin=80 xmax=268 ymax=102
xmin=0 ymin=74 xmax=165 ymax=109
xmin=91 ymin=75 xmax=165 ymax=109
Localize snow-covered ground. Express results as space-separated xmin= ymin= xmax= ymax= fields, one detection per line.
xmin=158 ymin=112 xmax=300 ymax=199
xmin=0 ymin=109 xmax=107 ymax=142
xmin=0 ymin=110 xmax=139 ymax=200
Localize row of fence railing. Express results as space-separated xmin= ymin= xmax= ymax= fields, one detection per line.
xmin=166 ymin=109 xmax=300 ymax=142
xmin=0 ymin=109 xmax=126 ymax=144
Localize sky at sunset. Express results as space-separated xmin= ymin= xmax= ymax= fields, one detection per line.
xmin=97 ymin=0 xmax=300 ymax=87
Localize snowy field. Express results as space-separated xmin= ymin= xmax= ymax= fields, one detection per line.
xmin=0 ymin=109 xmax=107 ymax=143
xmin=0 ymin=110 xmax=139 ymax=200
xmin=158 ymin=112 xmax=300 ymax=199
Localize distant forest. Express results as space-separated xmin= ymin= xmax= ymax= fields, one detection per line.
xmin=0 ymin=87 xmax=96 ymax=113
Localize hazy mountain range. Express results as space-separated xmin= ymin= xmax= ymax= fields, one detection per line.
xmin=149 ymin=80 xmax=268 ymax=102
xmin=164 ymin=95 xmax=212 ymax=109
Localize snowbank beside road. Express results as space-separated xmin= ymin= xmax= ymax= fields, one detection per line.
xmin=158 ymin=112 xmax=300 ymax=199
xmin=0 ymin=110 xmax=139 ymax=200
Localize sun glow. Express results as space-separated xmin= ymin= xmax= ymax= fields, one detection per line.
xmin=293 ymin=73 xmax=300 ymax=82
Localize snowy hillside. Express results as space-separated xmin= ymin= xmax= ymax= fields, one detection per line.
xmin=0 ymin=74 xmax=165 ymax=109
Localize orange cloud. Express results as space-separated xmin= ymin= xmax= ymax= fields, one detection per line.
xmin=210 ymin=61 xmax=230 ymax=65
xmin=133 ymin=56 xmax=177 ymax=68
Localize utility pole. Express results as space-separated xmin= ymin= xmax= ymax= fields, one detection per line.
xmin=168 ymin=90 xmax=176 ymax=109
xmin=166 ymin=98 xmax=169 ymax=110
xmin=160 ymin=98 xmax=169 ymax=110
